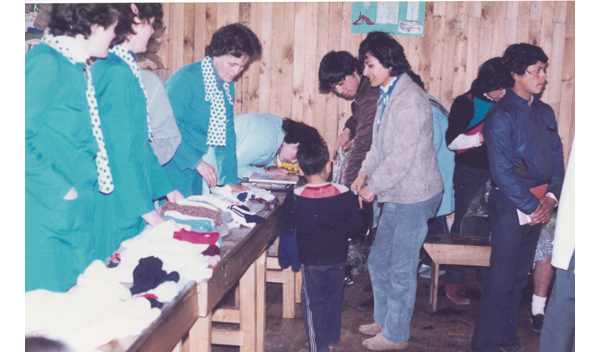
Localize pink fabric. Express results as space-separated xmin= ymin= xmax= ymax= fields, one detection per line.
xmin=299 ymin=183 xmax=342 ymax=199
xmin=173 ymin=229 xmax=220 ymax=246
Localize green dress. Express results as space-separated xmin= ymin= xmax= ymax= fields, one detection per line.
xmin=25 ymin=44 xmax=98 ymax=292
xmin=91 ymin=52 xmax=174 ymax=262
xmin=163 ymin=59 xmax=238 ymax=196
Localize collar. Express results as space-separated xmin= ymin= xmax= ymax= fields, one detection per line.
xmin=42 ymin=32 xmax=89 ymax=64
xmin=506 ymin=88 xmax=537 ymax=107
xmin=380 ymin=75 xmax=399 ymax=94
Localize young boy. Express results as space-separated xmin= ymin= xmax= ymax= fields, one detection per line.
xmin=280 ymin=142 xmax=364 ymax=352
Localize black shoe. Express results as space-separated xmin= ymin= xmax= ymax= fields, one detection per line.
xmin=358 ymin=296 xmax=374 ymax=311
xmin=530 ymin=312 xmax=544 ymax=334
xmin=344 ymin=273 xmax=354 ymax=285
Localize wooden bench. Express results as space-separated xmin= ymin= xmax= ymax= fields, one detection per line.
xmin=265 ymin=237 xmax=302 ymax=318
xmin=422 ymin=233 xmax=491 ymax=312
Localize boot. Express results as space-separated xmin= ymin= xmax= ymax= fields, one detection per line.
xmin=445 ymin=283 xmax=471 ymax=305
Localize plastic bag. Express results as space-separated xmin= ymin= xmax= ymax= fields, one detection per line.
xmin=460 ymin=178 xmax=492 ymax=237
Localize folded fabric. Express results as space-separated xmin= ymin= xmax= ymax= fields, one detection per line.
xmin=130 ymin=256 xmax=180 ymax=295
xmin=202 ymin=245 xmax=221 ymax=257
xmin=162 ymin=201 xmax=222 ymax=225
xmin=174 ymin=229 xmax=220 ymax=246
xmin=228 ymin=204 xmax=266 ymax=226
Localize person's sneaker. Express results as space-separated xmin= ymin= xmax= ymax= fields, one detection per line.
xmin=445 ymin=283 xmax=471 ymax=305
xmin=499 ymin=344 xmax=530 ymax=352
xmin=530 ymin=312 xmax=544 ymax=334
xmin=417 ymin=263 xmax=446 ymax=279
xmin=344 ymin=272 xmax=354 ymax=285
xmin=358 ymin=296 xmax=374 ymax=312
xmin=358 ymin=322 xmax=383 ymax=336
xmin=361 ymin=332 xmax=408 ymax=351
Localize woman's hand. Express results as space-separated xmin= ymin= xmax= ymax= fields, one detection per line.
xmin=478 ymin=132 xmax=484 ymax=144
xmin=197 ymin=161 xmax=218 ymax=187
xmin=228 ymin=183 xmax=249 ymax=193
xmin=357 ymin=184 xmax=376 ymax=208
xmin=334 ymin=128 xmax=352 ymax=157
xmin=166 ymin=189 xmax=185 ymax=202
xmin=142 ymin=210 xmax=165 ymax=227
xmin=265 ymin=167 xmax=289 ymax=176
xmin=351 ymin=173 xmax=368 ymax=193
xmin=63 ymin=187 xmax=78 ymax=200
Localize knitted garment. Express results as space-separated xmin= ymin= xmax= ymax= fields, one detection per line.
xmin=162 ymin=201 xmax=222 ymax=225
xmin=130 ymin=256 xmax=180 ymax=295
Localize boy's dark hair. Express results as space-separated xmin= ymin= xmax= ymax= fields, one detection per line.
xmin=501 ymin=43 xmax=548 ymax=87
xmin=112 ymin=3 xmax=163 ymax=47
xmin=205 ymin=23 xmax=262 ymax=60
xmin=358 ymin=31 xmax=410 ymax=77
xmin=48 ymin=3 xmax=120 ymax=38
xmin=281 ymin=118 xmax=323 ymax=145
xmin=471 ymin=57 xmax=510 ymax=94
xmin=318 ymin=51 xmax=359 ymax=92
xmin=297 ymin=142 xmax=330 ymax=176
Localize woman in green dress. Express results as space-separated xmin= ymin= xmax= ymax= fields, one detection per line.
xmin=163 ymin=23 xmax=262 ymax=196
xmin=91 ymin=3 xmax=184 ymax=262
xmin=25 ymin=4 xmax=120 ymax=292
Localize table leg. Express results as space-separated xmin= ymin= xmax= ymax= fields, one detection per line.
xmin=186 ymin=312 xmax=212 ymax=352
xmin=256 ymin=251 xmax=267 ymax=352
xmin=431 ymin=262 xmax=439 ymax=312
xmin=239 ymin=258 xmax=258 ymax=352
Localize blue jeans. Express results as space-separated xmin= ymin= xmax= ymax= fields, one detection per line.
xmin=447 ymin=163 xmax=490 ymax=284
xmin=539 ymin=252 xmax=575 ymax=352
xmin=300 ymin=262 xmax=345 ymax=352
xmin=471 ymin=189 xmax=541 ymax=352
xmin=368 ymin=192 xmax=442 ymax=343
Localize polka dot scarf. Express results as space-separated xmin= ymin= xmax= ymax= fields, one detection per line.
xmin=201 ymin=57 xmax=233 ymax=147
xmin=109 ymin=44 xmax=153 ymax=141
xmin=41 ymin=32 xmax=114 ymax=194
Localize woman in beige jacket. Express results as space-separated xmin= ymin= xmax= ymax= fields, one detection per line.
xmin=351 ymin=32 xmax=443 ymax=351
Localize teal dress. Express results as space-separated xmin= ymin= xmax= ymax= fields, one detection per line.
xmin=163 ymin=59 xmax=238 ymax=196
xmin=25 ymin=44 xmax=98 ymax=292
xmin=91 ymin=52 xmax=174 ymax=261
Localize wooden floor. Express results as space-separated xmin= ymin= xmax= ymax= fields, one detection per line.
xmin=212 ymin=262 xmax=542 ymax=352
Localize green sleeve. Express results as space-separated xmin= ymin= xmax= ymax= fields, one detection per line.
xmin=25 ymin=51 xmax=73 ymax=208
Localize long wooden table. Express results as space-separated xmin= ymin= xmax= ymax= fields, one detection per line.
xmin=125 ymin=193 xmax=285 ymax=352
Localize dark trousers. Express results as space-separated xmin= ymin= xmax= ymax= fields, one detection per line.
xmin=471 ymin=189 xmax=541 ymax=352
xmin=447 ymin=163 xmax=490 ymax=284
xmin=300 ymin=262 xmax=345 ymax=352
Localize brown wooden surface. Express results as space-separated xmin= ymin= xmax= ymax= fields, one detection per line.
xmin=157 ymin=2 xmax=575 ymax=166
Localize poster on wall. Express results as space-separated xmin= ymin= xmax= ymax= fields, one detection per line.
xmin=351 ymin=2 xmax=426 ymax=37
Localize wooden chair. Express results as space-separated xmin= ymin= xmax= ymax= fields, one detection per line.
xmin=422 ymin=233 xmax=491 ymax=312
xmin=265 ymin=237 xmax=302 ymax=318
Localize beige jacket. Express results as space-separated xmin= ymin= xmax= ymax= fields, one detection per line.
xmin=360 ymin=74 xmax=443 ymax=204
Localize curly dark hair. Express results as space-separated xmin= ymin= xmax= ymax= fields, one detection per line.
xmin=297 ymin=141 xmax=330 ymax=176
xmin=281 ymin=119 xmax=323 ymax=146
xmin=205 ymin=23 xmax=262 ymax=60
xmin=112 ymin=3 xmax=163 ymax=47
xmin=318 ymin=51 xmax=359 ymax=92
xmin=471 ymin=57 xmax=510 ymax=94
xmin=48 ymin=3 xmax=120 ymax=38
xmin=501 ymin=43 xmax=548 ymax=87
xmin=358 ymin=31 xmax=410 ymax=77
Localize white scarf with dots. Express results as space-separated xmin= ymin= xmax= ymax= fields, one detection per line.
xmin=41 ymin=32 xmax=114 ymax=194
xmin=109 ymin=44 xmax=153 ymax=141
xmin=201 ymin=56 xmax=233 ymax=147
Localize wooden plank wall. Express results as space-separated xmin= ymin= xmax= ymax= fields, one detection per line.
xmin=157 ymin=1 xmax=575 ymax=164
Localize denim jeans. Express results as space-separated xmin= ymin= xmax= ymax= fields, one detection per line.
xmin=447 ymin=163 xmax=490 ymax=284
xmin=300 ymin=262 xmax=346 ymax=352
xmin=368 ymin=192 xmax=442 ymax=343
xmin=471 ymin=189 xmax=541 ymax=352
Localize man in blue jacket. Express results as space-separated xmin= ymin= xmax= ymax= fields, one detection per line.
xmin=471 ymin=43 xmax=564 ymax=352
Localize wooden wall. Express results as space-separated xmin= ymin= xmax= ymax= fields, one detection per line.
xmin=157 ymin=2 xmax=575 ymax=164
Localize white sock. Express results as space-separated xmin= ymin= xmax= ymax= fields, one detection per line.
xmin=531 ymin=294 xmax=547 ymax=316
